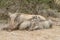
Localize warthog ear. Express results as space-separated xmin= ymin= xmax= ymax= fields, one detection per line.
xmin=8 ymin=12 xmax=18 ymax=16
xmin=14 ymin=13 xmax=19 ymax=15
xmin=15 ymin=13 xmax=21 ymax=16
xmin=8 ymin=12 xmax=12 ymax=16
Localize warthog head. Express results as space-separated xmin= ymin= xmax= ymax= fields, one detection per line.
xmin=8 ymin=12 xmax=19 ymax=30
xmin=8 ymin=12 xmax=18 ymax=21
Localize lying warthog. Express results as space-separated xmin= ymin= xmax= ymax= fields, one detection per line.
xmin=29 ymin=19 xmax=52 ymax=31
xmin=19 ymin=16 xmax=52 ymax=31
xmin=6 ymin=12 xmax=46 ymax=31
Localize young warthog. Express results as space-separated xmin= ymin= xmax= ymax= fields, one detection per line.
xmin=27 ymin=16 xmax=52 ymax=31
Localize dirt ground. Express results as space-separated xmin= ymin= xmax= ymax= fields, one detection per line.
xmin=0 ymin=17 xmax=60 ymax=40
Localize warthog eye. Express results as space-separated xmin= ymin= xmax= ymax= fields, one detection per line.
xmin=14 ymin=15 xmax=18 ymax=22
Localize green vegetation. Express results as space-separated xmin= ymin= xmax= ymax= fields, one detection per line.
xmin=0 ymin=0 xmax=51 ymax=12
xmin=0 ymin=0 xmax=60 ymax=20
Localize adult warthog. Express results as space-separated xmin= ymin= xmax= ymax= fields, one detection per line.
xmin=4 ymin=12 xmax=52 ymax=31
xmin=6 ymin=12 xmax=46 ymax=31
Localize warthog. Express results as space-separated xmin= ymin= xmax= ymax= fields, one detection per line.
xmin=29 ymin=19 xmax=52 ymax=31
xmin=18 ymin=16 xmax=52 ymax=31
xmin=26 ymin=16 xmax=52 ymax=31
xmin=6 ymin=12 xmax=46 ymax=31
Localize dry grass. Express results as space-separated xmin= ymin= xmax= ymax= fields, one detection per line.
xmin=0 ymin=26 xmax=60 ymax=40
xmin=0 ymin=17 xmax=60 ymax=40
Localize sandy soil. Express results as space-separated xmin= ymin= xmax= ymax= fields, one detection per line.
xmin=0 ymin=17 xmax=60 ymax=40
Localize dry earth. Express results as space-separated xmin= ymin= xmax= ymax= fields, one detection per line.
xmin=0 ymin=17 xmax=60 ymax=40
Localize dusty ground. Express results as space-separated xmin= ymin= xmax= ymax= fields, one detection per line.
xmin=0 ymin=17 xmax=60 ymax=40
